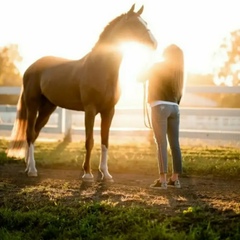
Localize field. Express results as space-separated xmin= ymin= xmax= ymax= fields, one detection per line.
xmin=0 ymin=138 xmax=240 ymax=239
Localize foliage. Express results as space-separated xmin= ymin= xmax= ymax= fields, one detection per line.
xmin=186 ymin=73 xmax=240 ymax=108
xmin=0 ymin=44 xmax=22 ymax=86
xmin=212 ymin=92 xmax=240 ymax=108
xmin=0 ymin=140 xmax=240 ymax=179
xmin=0 ymin=203 xmax=239 ymax=240
xmin=213 ymin=29 xmax=240 ymax=86
xmin=0 ymin=140 xmax=240 ymax=239
xmin=186 ymin=73 xmax=215 ymax=86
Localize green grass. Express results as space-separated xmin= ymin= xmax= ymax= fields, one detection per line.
xmin=0 ymin=203 xmax=239 ymax=240
xmin=0 ymin=139 xmax=240 ymax=239
xmin=1 ymin=139 xmax=239 ymax=178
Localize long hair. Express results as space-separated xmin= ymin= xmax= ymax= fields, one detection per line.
xmin=163 ymin=44 xmax=184 ymax=101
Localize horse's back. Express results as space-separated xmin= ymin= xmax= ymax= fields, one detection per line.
xmin=24 ymin=56 xmax=70 ymax=76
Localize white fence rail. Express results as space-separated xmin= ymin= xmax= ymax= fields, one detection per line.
xmin=0 ymin=86 xmax=240 ymax=141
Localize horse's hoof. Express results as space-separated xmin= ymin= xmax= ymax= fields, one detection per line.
xmin=82 ymin=173 xmax=94 ymax=182
xmin=103 ymin=178 xmax=114 ymax=183
xmin=98 ymin=169 xmax=114 ymax=182
xmin=27 ymin=171 xmax=38 ymax=177
xmin=102 ymin=178 xmax=114 ymax=183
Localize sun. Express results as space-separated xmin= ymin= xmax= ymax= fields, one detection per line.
xmin=119 ymin=42 xmax=155 ymax=82
xmin=118 ymin=42 xmax=163 ymax=107
xmin=119 ymin=42 xmax=159 ymax=107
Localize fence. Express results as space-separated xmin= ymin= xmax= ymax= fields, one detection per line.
xmin=0 ymin=86 xmax=240 ymax=141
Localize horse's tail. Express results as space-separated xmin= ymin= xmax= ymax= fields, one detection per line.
xmin=6 ymin=87 xmax=27 ymax=159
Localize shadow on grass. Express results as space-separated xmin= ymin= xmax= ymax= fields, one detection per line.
xmin=1 ymin=139 xmax=240 ymax=239
xmin=1 ymin=162 xmax=240 ymax=239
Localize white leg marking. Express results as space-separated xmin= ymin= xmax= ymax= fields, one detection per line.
xmin=27 ymin=144 xmax=38 ymax=177
xmin=24 ymin=144 xmax=29 ymax=173
xmin=99 ymin=144 xmax=113 ymax=181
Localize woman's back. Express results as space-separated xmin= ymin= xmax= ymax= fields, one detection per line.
xmin=148 ymin=44 xmax=184 ymax=104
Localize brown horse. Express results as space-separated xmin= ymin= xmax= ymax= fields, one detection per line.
xmin=7 ymin=4 xmax=157 ymax=182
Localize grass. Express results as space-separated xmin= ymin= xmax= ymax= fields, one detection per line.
xmin=0 ymin=139 xmax=240 ymax=239
xmin=0 ymin=203 xmax=239 ymax=240
xmin=1 ymin=139 xmax=239 ymax=178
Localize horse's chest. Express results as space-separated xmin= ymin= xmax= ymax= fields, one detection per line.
xmin=103 ymin=82 xmax=121 ymax=107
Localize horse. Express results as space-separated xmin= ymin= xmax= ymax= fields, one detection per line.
xmin=7 ymin=4 xmax=157 ymax=182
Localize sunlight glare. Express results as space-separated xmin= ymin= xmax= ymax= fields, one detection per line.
xmin=119 ymin=42 xmax=155 ymax=85
xmin=118 ymin=42 xmax=161 ymax=107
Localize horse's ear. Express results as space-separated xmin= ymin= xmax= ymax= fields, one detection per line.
xmin=128 ymin=3 xmax=135 ymax=14
xmin=136 ymin=5 xmax=144 ymax=15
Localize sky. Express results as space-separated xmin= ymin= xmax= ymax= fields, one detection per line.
xmin=1 ymin=0 xmax=240 ymax=76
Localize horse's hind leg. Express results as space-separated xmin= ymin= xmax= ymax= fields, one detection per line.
xmin=82 ymin=106 xmax=96 ymax=182
xmin=98 ymin=107 xmax=115 ymax=182
xmin=25 ymin=97 xmax=56 ymax=177
xmin=25 ymin=101 xmax=39 ymax=177
xmin=34 ymin=98 xmax=57 ymax=141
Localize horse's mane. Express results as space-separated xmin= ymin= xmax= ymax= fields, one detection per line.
xmin=92 ymin=13 xmax=126 ymax=49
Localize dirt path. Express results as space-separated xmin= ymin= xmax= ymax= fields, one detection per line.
xmin=1 ymin=163 xmax=239 ymax=217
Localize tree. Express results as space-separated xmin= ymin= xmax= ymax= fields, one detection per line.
xmin=0 ymin=44 xmax=22 ymax=86
xmin=213 ymin=29 xmax=240 ymax=86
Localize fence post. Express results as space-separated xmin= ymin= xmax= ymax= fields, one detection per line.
xmin=62 ymin=108 xmax=72 ymax=141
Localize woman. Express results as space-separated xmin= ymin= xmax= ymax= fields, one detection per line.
xmin=148 ymin=44 xmax=184 ymax=189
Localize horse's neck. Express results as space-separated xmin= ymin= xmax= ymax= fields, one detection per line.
xmin=91 ymin=43 xmax=123 ymax=67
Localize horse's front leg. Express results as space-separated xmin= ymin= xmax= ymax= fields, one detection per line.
xmin=98 ymin=108 xmax=115 ymax=182
xmin=82 ymin=106 xmax=96 ymax=182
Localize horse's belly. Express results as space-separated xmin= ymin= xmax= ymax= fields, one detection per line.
xmin=57 ymin=101 xmax=84 ymax=111
xmin=43 ymin=87 xmax=84 ymax=111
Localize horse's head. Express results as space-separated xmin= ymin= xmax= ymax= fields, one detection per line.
xmin=112 ymin=4 xmax=157 ymax=50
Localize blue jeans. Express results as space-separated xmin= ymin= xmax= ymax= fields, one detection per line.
xmin=151 ymin=104 xmax=182 ymax=174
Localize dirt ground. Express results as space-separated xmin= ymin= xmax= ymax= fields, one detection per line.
xmin=1 ymin=162 xmax=240 ymax=217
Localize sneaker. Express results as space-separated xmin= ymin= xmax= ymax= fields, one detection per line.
xmin=150 ymin=180 xmax=167 ymax=189
xmin=168 ymin=178 xmax=181 ymax=188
